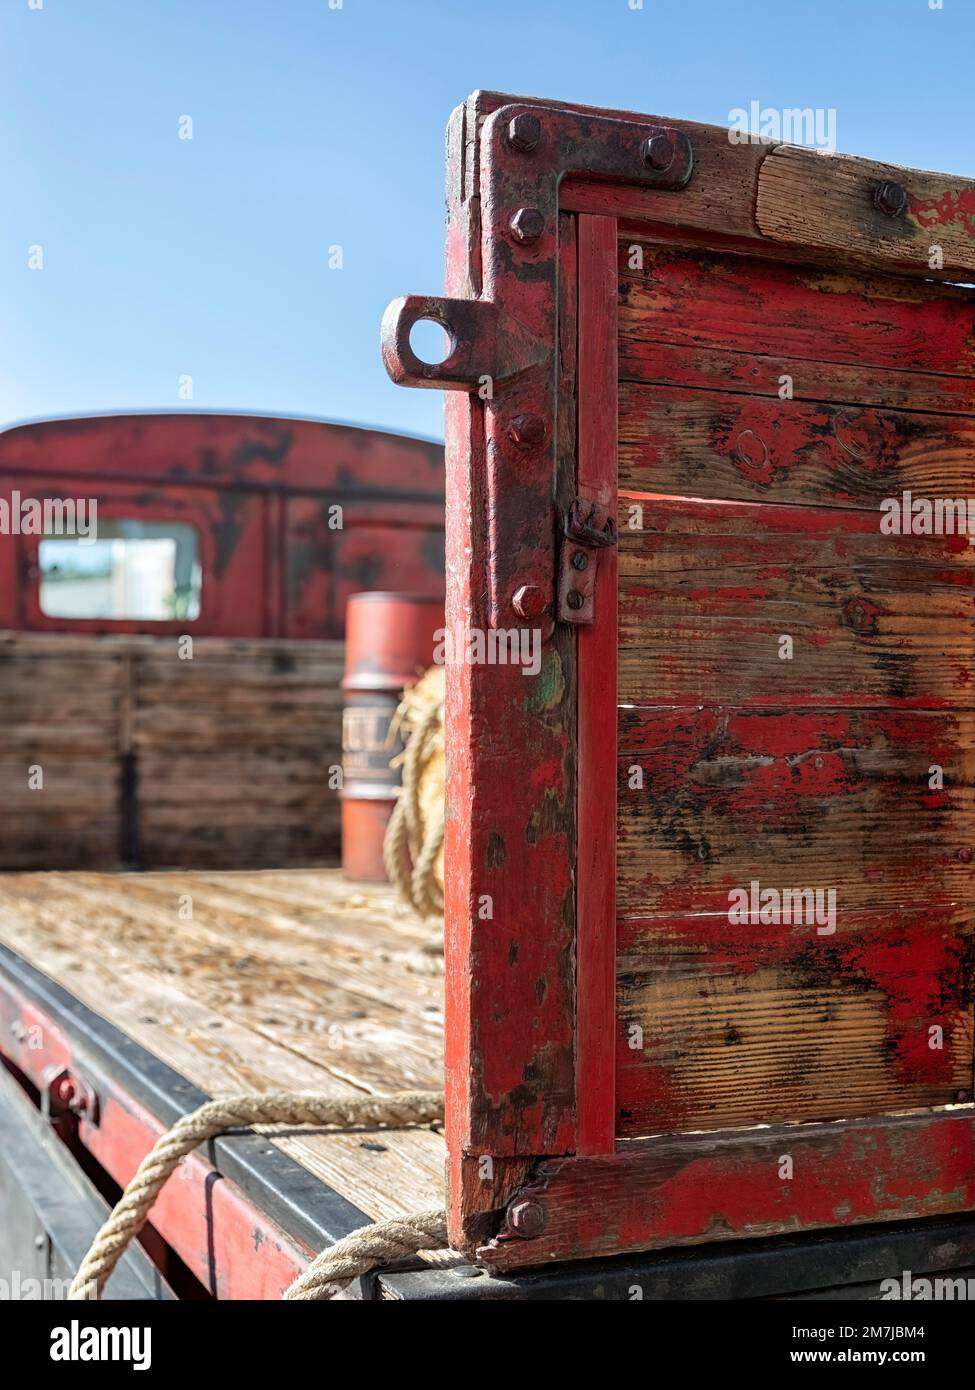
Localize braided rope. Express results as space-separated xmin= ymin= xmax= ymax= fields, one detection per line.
xmin=384 ymin=687 xmax=445 ymax=920
xmin=284 ymin=1209 xmax=448 ymax=1300
xmin=68 ymin=1089 xmax=445 ymax=1301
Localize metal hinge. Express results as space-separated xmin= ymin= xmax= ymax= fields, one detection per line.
xmin=557 ymin=497 xmax=618 ymax=624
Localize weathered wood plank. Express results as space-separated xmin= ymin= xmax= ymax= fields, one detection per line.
xmin=617 ymin=498 xmax=975 ymax=709
xmin=617 ymin=706 xmax=975 ymax=915
xmin=0 ymin=631 xmax=345 ymax=870
xmin=616 ymin=904 xmax=974 ymax=1135
xmin=619 ymin=382 xmax=975 ymax=511
xmin=757 ymin=146 xmax=975 ymax=279
xmin=619 ymin=240 xmax=975 ymax=379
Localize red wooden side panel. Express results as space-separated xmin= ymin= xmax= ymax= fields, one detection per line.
xmin=382 ymin=90 xmax=975 ymax=1269
xmin=614 ymin=241 xmax=975 ymax=1143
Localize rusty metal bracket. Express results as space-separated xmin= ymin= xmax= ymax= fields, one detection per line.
xmin=557 ymin=497 xmax=618 ymax=624
xmin=381 ymin=295 xmax=547 ymax=390
xmin=383 ymin=97 xmax=695 ymax=631
xmin=41 ymin=1064 xmax=100 ymax=1129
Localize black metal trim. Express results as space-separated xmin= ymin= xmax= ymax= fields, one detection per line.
xmin=0 ymin=943 xmax=373 ymax=1257
xmin=378 ymin=1211 xmax=975 ymax=1300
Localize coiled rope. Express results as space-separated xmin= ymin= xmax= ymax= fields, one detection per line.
xmin=383 ymin=668 xmax=445 ymax=920
xmin=69 ymin=1089 xmax=446 ymax=1301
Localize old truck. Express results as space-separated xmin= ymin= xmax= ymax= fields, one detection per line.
xmin=0 ymin=411 xmax=444 ymax=871
xmin=2 ymin=91 xmax=975 ymax=1301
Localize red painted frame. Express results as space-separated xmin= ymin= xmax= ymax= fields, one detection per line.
xmin=383 ymin=92 xmax=975 ymax=1269
xmin=574 ymin=216 xmax=618 ymax=1156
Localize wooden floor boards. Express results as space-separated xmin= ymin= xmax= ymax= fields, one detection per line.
xmin=0 ymin=869 xmax=445 ymax=1220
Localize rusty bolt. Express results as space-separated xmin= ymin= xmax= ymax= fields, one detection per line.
xmin=957 ymin=847 xmax=973 ymax=863
xmin=506 ymin=113 xmax=541 ymax=154
xmin=508 ymin=413 xmax=546 ymax=449
xmin=509 ymin=207 xmax=545 ymax=244
xmin=642 ymin=131 xmax=675 ymax=172
xmin=52 ymin=1074 xmax=76 ymax=1106
xmin=566 ymin=590 xmax=586 ymax=611
xmin=507 ymin=1198 xmax=546 ymax=1239
xmin=957 ymin=1090 xmax=972 ymax=1103
xmin=571 ymin=550 xmax=589 ymax=571
xmin=874 ymin=180 xmax=908 ymax=217
xmin=512 ymin=585 xmax=547 ymax=621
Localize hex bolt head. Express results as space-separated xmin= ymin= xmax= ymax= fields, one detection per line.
xmin=53 ymin=1075 xmax=76 ymax=1105
xmin=642 ymin=132 xmax=675 ymax=172
xmin=957 ymin=847 xmax=973 ymax=863
xmin=874 ymin=180 xmax=908 ymax=217
xmin=571 ymin=550 xmax=589 ymax=571
xmin=508 ymin=413 xmax=546 ymax=449
xmin=506 ymin=113 xmax=541 ymax=154
xmin=512 ymin=585 xmax=547 ymax=621
xmin=509 ymin=207 xmax=545 ymax=244
xmin=507 ymin=1198 xmax=547 ymax=1239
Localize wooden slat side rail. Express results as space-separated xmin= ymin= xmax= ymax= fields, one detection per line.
xmin=619 ymin=241 xmax=975 ymax=379
xmin=0 ymin=636 xmax=124 ymax=867
xmin=617 ymin=498 xmax=975 ymax=709
xmin=617 ymin=905 xmax=974 ymax=1135
xmin=383 ymin=90 xmax=975 ymax=1265
xmin=618 ymin=706 xmax=975 ymax=914
xmin=479 ymin=1109 xmax=975 ymax=1270
xmin=0 ymin=632 xmax=344 ymax=870
xmin=614 ymin=232 xmax=975 ymax=1143
xmin=758 ymin=146 xmax=975 ymax=279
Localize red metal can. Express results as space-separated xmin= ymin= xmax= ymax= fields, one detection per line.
xmin=341 ymin=592 xmax=444 ymax=881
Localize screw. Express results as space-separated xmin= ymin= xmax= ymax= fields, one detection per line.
xmin=509 ymin=207 xmax=545 ymax=244
xmin=957 ymin=847 xmax=973 ymax=863
xmin=507 ymin=1198 xmax=546 ymax=1239
xmin=508 ymin=413 xmax=546 ymax=449
xmin=566 ymin=590 xmax=586 ymax=611
xmin=571 ymin=550 xmax=589 ymax=571
xmin=874 ymin=180 xmax=908 ymax=217
xmin=512 ymin=585 xmax=547 ymax=620
xmin=506 ymin=113 xmax=541 ymax=154
xmin=642 ymin=131 xmax=675 ymax=172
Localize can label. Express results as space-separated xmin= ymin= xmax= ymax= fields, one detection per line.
xmin=342 ymin=697 xmax=403 ymax=794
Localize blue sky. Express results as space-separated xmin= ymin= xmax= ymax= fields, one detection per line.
xmin=2 ymin=0 xmax=971 ymax=443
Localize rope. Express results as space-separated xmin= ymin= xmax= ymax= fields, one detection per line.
xmin=284 ymin=1209 xmax=448 ymax=1300
xmin=68 ymin=1089 xmax=445 ymax=1301
xmin=384 ymin=678 xmax=445 ymax=920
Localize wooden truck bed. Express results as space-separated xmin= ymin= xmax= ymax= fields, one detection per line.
xmin=5 ymin=867 xmax=975 ymax=1299
xmin=0 ymin=871 xmax=445 ymax=1262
